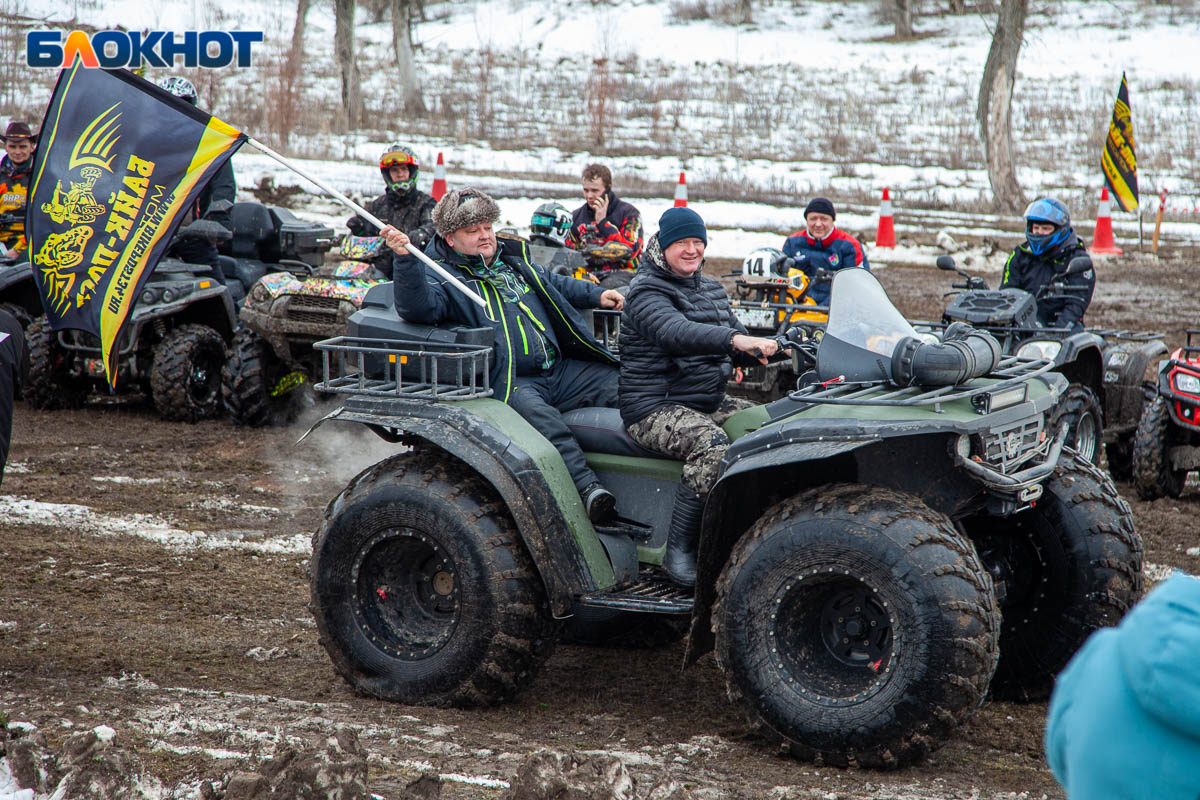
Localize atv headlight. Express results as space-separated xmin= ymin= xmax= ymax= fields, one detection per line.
xmin=1017 ymin=340 xmax=1062 ymax=361
xmin=249 ymin=283 xmax=272 ymax=307
xmin=1174 ymin=372 xmax=1200 ymax=395
xmin=954 ymin=434 xmax=972 ymax=460
xmin=140 ymin=288 xmax=159 ymax=305
xmin=161 ymin=288 xmax=175 ymax=303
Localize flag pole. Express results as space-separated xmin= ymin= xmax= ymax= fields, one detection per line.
xmin=245 ymin=137 xmax=487 ymax=309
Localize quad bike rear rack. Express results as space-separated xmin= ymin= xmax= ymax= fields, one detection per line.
xmin=312 ymin=335 xmax=493 ymax=400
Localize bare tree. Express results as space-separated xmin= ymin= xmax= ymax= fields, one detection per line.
xmin=391 ymin=0 xmax=427 ymax=114
xmin=976 ymin=0 xmax=1028 ymax=213
xmin=893 ymin=0 xmax=914 ymax=37
xmin=734 ymin=0 xmax=753 ymax=24
xmin=334 ymin=0 xmax=363 ymax=129
xmin=270 ymin=0 xmax=312 ymax=146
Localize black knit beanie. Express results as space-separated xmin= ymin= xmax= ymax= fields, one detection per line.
xmin=804 ymin=197 xmax=836 ymax=220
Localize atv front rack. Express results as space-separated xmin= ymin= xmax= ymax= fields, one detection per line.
xmin=911 ymin=319 xmax=1164 ymax=342
xmin=789 ymin=355 xmax=1055 ymax=413
xmin=313 ymin=335 xmax=493 ymax=400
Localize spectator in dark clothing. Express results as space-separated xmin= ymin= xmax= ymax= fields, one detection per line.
xmin=0 ymin=121 xmax=37 ymax=260
xmin=566 ymin=163 xmax=643 ymax=275
xmin=0 ymin=307 xmax=22 ymax=487
xmin=158 ymin=77 xmax=237 ymax=274
xmin=781 ymin=197 xmax=868 ymax=306
xmin=380 ymin=187 xmax=626 ymax=522
xmin=1001 ymin=198 xmax=1095 ymax=330
xmin=346 ymin=144 xmax=436 ymax=279
xmin=620 ymin=207 xmax=780 ymax=587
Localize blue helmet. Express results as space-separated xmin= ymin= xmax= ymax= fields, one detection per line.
xmin=1024 ymin=198 xmax=1073 ymax=256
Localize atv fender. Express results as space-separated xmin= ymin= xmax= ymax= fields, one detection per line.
xmin=304 ymin=396 xmax=616 ymax=617
xmin=1103 ymin=338 xmax=1168 ymax=434
xmin=129 ymin=285 xmax=237 ymax=340
xmin=1051 ymin=332 xmax=1104 ymax=389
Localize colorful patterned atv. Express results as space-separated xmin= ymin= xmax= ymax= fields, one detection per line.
xmin=221 ymin=236 xmax=387 ymax=425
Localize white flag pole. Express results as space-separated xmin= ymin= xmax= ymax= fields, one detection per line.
xmin=245 ymin=137 xmax=486 ymax=309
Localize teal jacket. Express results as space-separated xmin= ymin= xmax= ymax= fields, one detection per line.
xmin=1045 ymin=572 xmax=1200 ymax=798
xmin=392 ymin=236 xmax=617 ymax=402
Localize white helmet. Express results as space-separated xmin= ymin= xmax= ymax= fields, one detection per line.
xmin=159 ymin=76 xmax=198 ymax=105
xmin=742 ymin=247 xmax=791 ymax=280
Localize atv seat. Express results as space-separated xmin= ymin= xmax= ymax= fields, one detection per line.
xmin=228 ymin=202 xmax=279 ymax=262
xmin=563 ymin=407 xmax=674 ymax=460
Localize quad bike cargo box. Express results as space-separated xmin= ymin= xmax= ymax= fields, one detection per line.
xmin=347 ymin=283 xmax=491 ymax=382
xmin=276 ymin=207 xmax=335 ymax=266
xmin=943 ymin=288 xmax=1037 ymax=328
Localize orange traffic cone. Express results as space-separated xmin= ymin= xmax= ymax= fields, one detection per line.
xmin=431 ymin=152 xmax=447 ymax=201
xmin=875 ymin=187 xmax=896 ymax=248
xmin=673 ymin=172 xmax=687 ymax=207
xmin=1090 ymin=186 xmax=1122 ymax=255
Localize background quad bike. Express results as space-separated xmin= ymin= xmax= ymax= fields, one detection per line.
xmin=23 ymin=220 xmax=238 ymax=423
xmin=724 ymin=248 xmax=831 ymax=403
xmin=305 ymin=269 xmax=1142 ymax=770
xmin=920 ymin=255 xmax=1166 ymax=477
xmin=218 ymin=207 xmax=354 ymax=427
xmin=20 ymin=202 xmax=333 ymax=423
xmin=1131 ymin=328 xmax=1200 ymax=499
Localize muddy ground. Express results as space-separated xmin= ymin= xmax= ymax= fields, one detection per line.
xmin=3 ymin=246 xmax=1200 ymax=798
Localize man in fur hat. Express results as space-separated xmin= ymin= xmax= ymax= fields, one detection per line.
xmin=381 ymin=187 xmax=625 ymax=522
xmin=0 ymin=121 xmax=37 ymax=260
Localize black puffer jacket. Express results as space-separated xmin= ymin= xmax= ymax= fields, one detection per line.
xmin=619 ymin=234 xmax=752 ymax=425
xmin=348 ymin=189 xmax=436 ymax=276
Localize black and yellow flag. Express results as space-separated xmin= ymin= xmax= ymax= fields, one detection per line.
xmin=27 ymin=62 xmax=245 ymax=388
xmin=1101 ymin=72 xmax=1138 ymax=212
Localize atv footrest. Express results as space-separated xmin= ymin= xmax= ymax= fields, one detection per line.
xmin=578 ymin=572 xmax=693 ymax=615
xmin=593 ymin=517 xmax=654 ymax=541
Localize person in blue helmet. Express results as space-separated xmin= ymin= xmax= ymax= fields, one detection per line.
xmin=1045 ymin=571 xmax=1200 ymax=799
xmin=1001 ymin=198 xmax=1095 ymax=331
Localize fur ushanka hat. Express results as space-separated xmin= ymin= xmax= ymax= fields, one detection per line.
xmin=433 ymin=187 xmax=501 ymax=238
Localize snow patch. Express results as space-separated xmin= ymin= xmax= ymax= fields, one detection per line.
xmin=0 ymin=496 xmax=309 ymax=554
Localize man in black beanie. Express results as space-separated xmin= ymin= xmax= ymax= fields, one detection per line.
xmin=381 ymin=187 xmax=626 ymax=522
xmin=782 ymin=196 xmax=869 ymax=305
xmin=619 ymin=207 xmax=781 ymax=587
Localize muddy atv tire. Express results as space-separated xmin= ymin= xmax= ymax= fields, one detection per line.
xmin=222 ymin=328 xmax=308 ymax=426
xmin=966 ymin=452 xmax=1142 ymax=702
xmin=561 ymin=603 xmax=688 ymax=649
xmin=150 ymin=324 xmax=226 ymax=422
xmin=309 ymin=451 xmax=559 ymax=707
xmin=24 ymin=317 xmax=88 ymax=410
xmin=1105 ymin=433 xmax=1135 ymax=482
xmin=1132 ymin=394 xmax=1187 ymax=500
xmin=1049 ymin=383 xmax=1103 ymax=465
xmin=713 ymin=484 xmax=999 ymax=769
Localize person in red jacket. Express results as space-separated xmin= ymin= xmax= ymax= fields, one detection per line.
xmin=566 ymin=163 xmax=643 ymax=280
xmin=781 ymin=197 xmax=869 ymax=306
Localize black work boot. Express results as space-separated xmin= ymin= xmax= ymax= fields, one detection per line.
xmin=662 ymin=486 xmax=705 ymax=588
xmin=581 ymin=482 xmax=616 ymax=523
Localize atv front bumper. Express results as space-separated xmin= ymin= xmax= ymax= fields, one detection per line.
xmin=954 ymin=421 xmax=1068 ymax=512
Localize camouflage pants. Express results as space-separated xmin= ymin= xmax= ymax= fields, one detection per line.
xmin=626 ymin=397 xmax=754 ymax=494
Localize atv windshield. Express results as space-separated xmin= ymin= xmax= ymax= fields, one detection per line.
xmin=817 ymin=268 xmax=921 ymax=383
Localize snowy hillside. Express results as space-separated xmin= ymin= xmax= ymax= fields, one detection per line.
xmin=11 ymin=0 xmax=1200 ymax=254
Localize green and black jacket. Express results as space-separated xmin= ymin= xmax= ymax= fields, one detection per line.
xmin=392 ymin=236 xmax=617 ymax=401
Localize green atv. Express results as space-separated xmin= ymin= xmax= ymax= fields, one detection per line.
xmin=304 ymin=269 xmax=1141 ymax=768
